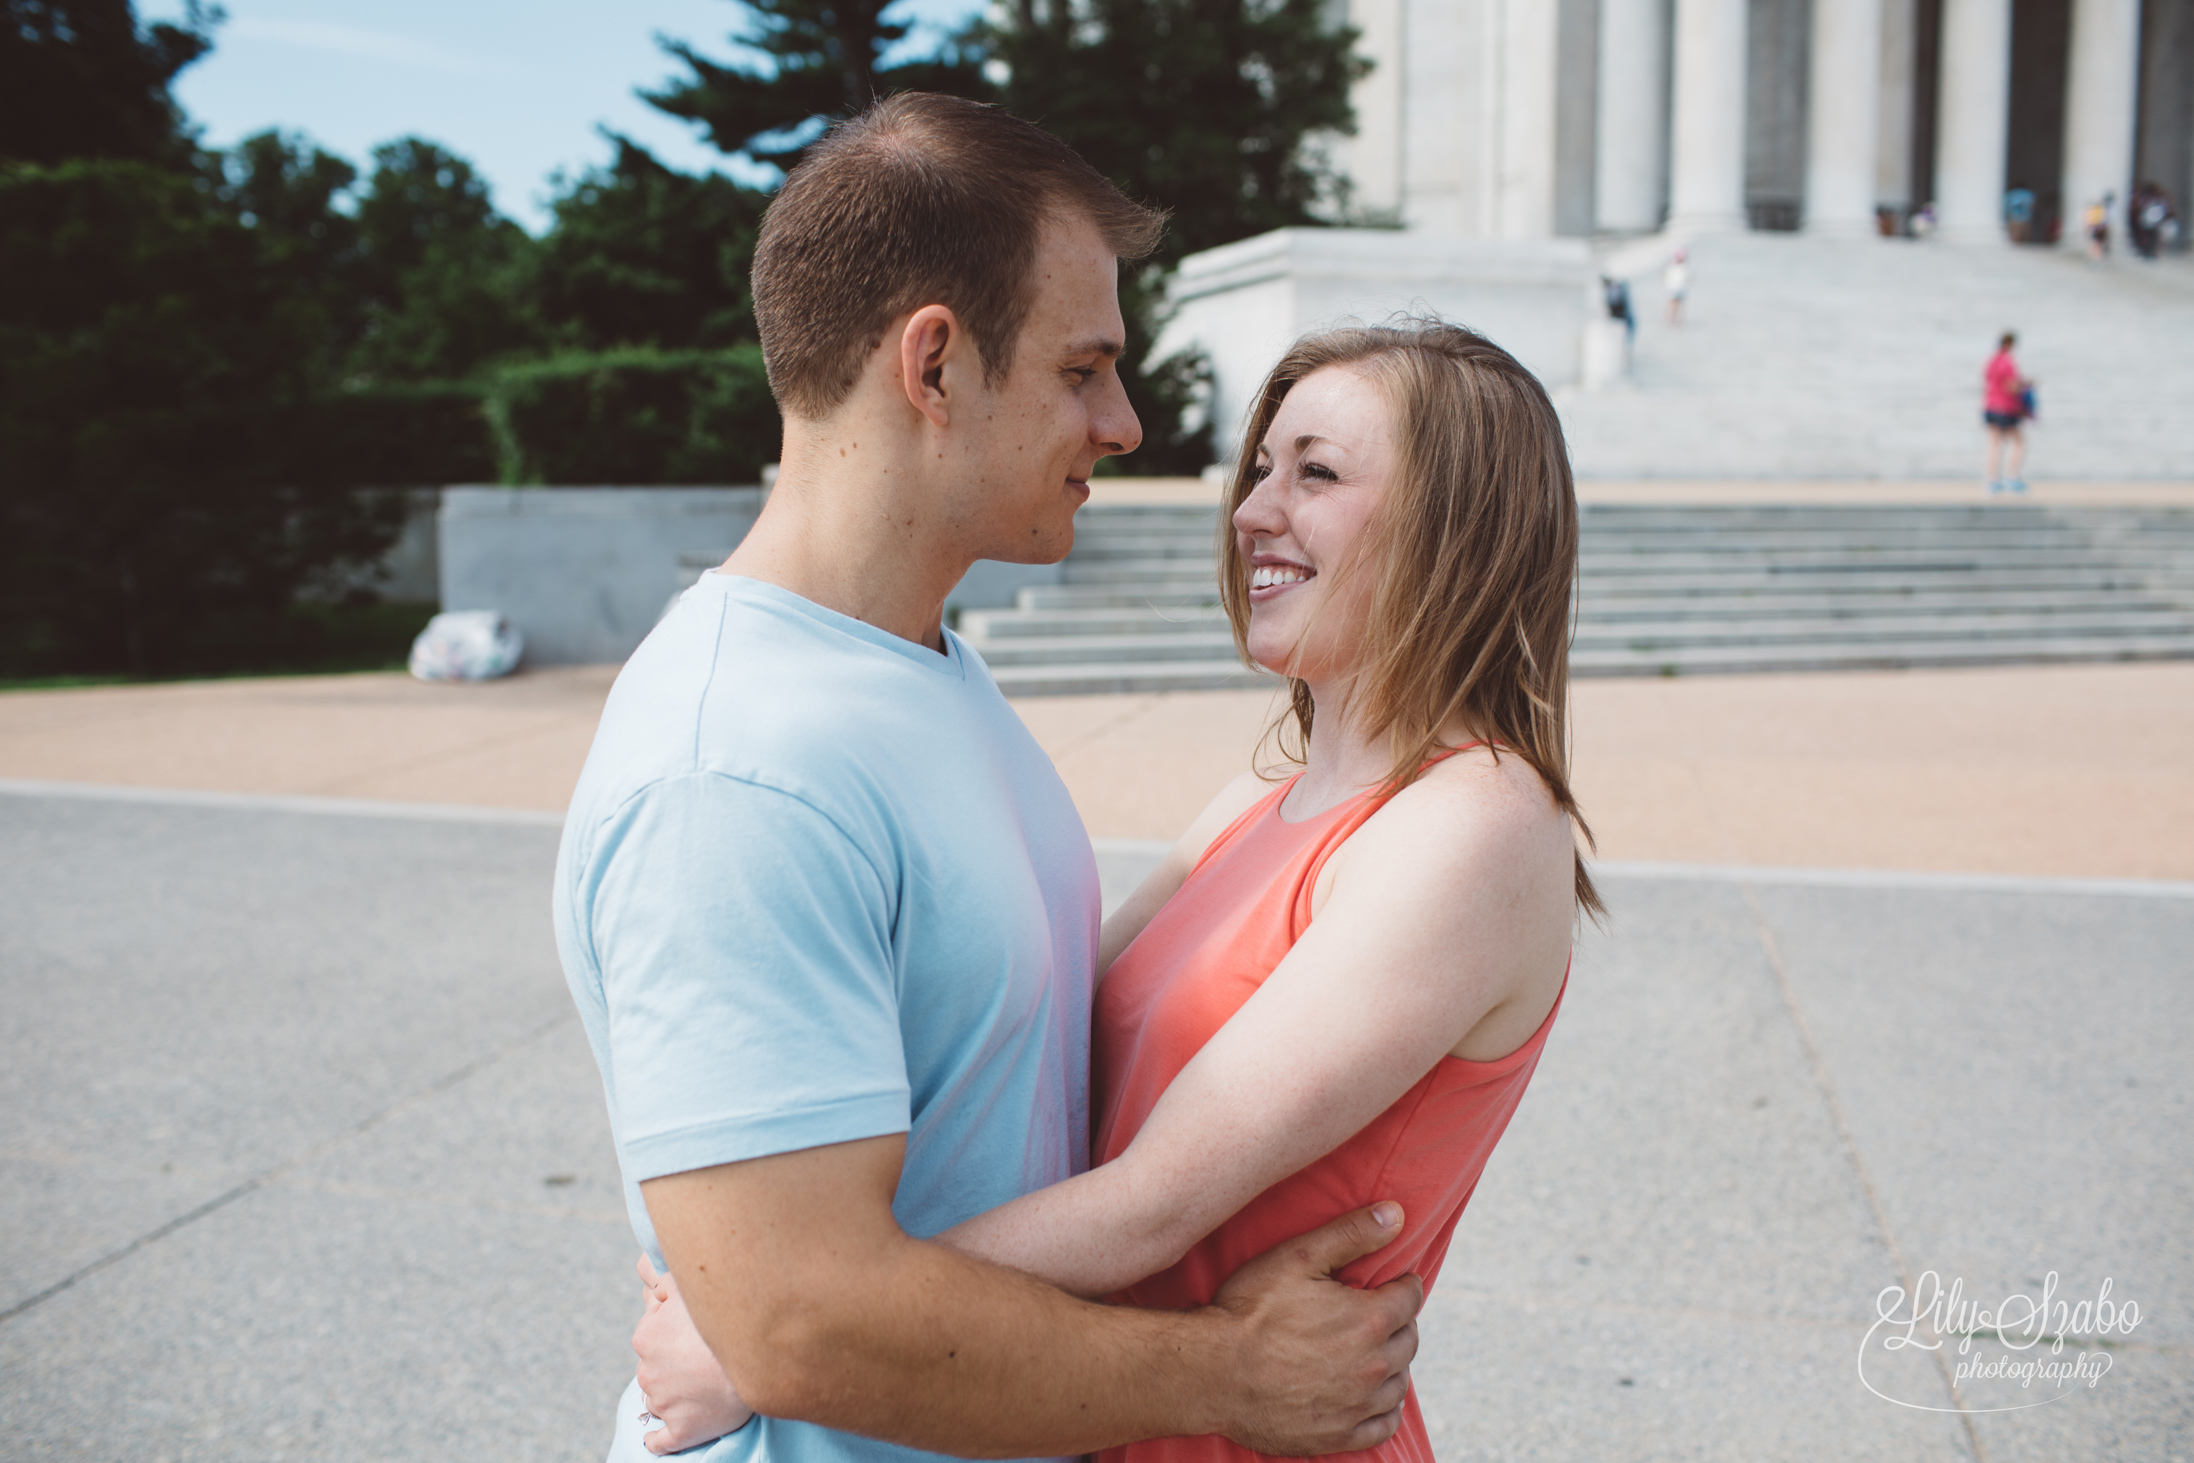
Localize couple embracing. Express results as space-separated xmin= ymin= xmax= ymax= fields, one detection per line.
xmin=554 ymin=92 xmax=1599 ymax=1463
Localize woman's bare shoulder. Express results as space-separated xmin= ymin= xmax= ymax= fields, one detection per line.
xmin=1325 ymin=745 xmax=1571 ymax=900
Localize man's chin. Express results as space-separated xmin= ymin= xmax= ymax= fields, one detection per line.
xmin=983 ymin=534 xmax=1075 ymax=567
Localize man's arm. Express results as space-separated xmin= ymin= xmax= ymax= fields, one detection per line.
xmin=645 ymin=1134 xmax=1422 ymax=1460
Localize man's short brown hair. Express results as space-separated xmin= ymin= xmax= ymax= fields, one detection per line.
xmin=750 ymin=92 xmax=1166 ymax=420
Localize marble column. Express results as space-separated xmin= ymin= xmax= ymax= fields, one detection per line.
xmin=1596 ymin=0 xmax=1673 ymax=231
xmin=2059 ymin=0 xmax=2142 ymax=248
xmin=1805 ymin=0 xmax=1885 ymax=233
xmin=1667 ymin=0 xmax=1750 ymax=230
xmin=1492 ymin=0 xmax=1563 ymax=238
xmin=1342 ymin=0 xmax=1407 ymax=220
xmin=1933 ymin=0 xmax=2013 ymax=242
xmin=1875 ymin=0 xmax=1918 ymax=215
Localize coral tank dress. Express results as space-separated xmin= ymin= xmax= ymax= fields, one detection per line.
xmin=1093 ymin=761 xmax=1566 ymax=1463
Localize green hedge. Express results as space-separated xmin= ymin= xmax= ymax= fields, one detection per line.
xmin=485 ymin=345 xmax=780 ymax=485
xmin=301 ymin=383 xmax=497 ymax=486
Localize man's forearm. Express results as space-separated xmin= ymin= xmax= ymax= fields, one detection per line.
xmin=650 ymin=1158 xmax=1234 ymax=1456
xmin=646 ymin=1139 xmax=1414 ymax=1460
xmin=726 ymin=1229 xmax=1232 ymax=1456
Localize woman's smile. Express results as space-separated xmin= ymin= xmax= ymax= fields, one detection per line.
xmin=1248 ymin=559 xmax=1315 ymax=597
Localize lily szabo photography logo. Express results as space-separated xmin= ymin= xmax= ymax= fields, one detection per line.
xmin=1861 ymin=1271 xmax=2144 ymax=1412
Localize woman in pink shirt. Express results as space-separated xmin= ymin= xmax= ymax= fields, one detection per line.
xmin=1983 ymin=331 xmax=2030 ymax=494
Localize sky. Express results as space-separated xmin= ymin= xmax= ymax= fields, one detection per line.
xmin=143 ymin=0 xmax=988 ymax=231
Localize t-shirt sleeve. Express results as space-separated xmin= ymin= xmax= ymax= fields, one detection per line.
xmin=586 ymin=772 xmax=909 ymax=1182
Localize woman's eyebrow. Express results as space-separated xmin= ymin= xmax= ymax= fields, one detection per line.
xmin=1294 ymin=434 xmax=1330 ymax=454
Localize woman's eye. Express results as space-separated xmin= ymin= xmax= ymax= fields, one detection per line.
xmin=1300 ymin=461 xmax=1337 ymax=482
xmin=1249 ymin=464 xmax=1272 ymax=483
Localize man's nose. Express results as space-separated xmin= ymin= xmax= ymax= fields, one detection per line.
xmin=1091 ymin=372 xmax=1143 ymax=458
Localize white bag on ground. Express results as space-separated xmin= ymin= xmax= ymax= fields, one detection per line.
xmin=408 ymin=611 xmax=523 ymax=682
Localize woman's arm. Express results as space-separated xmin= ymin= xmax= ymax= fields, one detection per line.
xmin=941 ymin=753 xmax=1576 ymax=1297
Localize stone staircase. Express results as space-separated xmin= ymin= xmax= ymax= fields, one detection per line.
xmin=960 ymin=501 xmax=2194 ymax=695
xmin=961 ymin=505 xmax=1249 ymax=696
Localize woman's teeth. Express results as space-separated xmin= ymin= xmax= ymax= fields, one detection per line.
xmin=1251 ymin=564 xmax=1312 ymax=590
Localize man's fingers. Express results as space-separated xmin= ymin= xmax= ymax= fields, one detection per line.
xmin=1368 ymin=1366 xmax=1410 ymax=1418
xmin=1378 ymin=1315 xmax=1420 ymax=1379
xmin=1368 ymin=1270 xmax=1426 ymax=1333
xmin=1345 ymin=1395 xmax=1409 ymax=1453
xmin=1282 ymin=1201 xmax=1405 ymax=1278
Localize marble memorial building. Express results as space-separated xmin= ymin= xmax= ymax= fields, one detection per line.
xmin=1162 ymin=0 xmax=2194 ymax=452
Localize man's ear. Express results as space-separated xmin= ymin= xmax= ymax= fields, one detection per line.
xmin=899 ymin=305 xmax=962 ymax=429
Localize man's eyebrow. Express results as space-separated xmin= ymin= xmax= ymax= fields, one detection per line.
xmin=1064 ymin=335 xmax=1125 ymax=360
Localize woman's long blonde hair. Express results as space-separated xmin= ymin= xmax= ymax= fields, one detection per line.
xmin=1217 ymin=319 xmax=1602 ymax=918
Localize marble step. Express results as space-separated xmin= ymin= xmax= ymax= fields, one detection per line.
xmin=1573 ymin=608 xmax=2194 ymax=650
xmin=969 ymin=632 xmax=1241 ymax=667
xmin=985 ymin=659 xmax=1272 ymax=696
xmin=959 ymin=606 xmax=1230 ymax=639
xmin=1570 ymin=632 xmax=2194 ymax=678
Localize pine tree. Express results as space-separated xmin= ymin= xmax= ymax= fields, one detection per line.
xmin=644 ymin=0 xmax=986 ymax=170
xmin=986 ymin=0 xmax=1364 ymax=265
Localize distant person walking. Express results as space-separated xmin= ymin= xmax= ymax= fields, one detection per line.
xmin=1983 ymin=331 xmax=2031 ymax=494
xmin=1602 ymin=273 xmax=1635 ymax=342
xmin=2131 ymin=182 xmax=2178 ymax=259
xmin=1663 ymin=249 xmax=1690 ymax=325
xmin=2083 ymin=194 xmax=2112 ymax=262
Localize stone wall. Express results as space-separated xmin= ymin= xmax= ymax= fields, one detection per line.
xmin=435 ymin=487 xmax=1061 ymax=665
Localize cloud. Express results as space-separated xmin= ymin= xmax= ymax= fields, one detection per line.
xmin=225 ymin=17 xmax=497 ymax=74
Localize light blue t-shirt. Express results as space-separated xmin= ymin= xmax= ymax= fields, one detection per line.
xmin=553 ymin=572 xmax=1099 ymax=1463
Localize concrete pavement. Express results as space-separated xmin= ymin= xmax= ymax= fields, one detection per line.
xmin=1 ymin=790 xmax=2184 ymax=1460
xmin=3 ymin=643 xmax=2190 ymax=1459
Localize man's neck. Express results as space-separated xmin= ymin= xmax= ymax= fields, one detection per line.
xmin=721 ymin=416 xmax=970 ymax=653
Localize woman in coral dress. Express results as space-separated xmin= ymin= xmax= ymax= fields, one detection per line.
xmin=634 ymin=319 xmax=1598 ymax=1462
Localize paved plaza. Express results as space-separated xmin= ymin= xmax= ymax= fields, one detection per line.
xmin=2 ymin=650 xmax=2190 ymax=1460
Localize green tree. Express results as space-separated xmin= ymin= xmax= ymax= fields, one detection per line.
xmin=0 ymin=0 xmax=218 ymax=166
xmin=347 ymin=137 xmax=540 ymax=383
xmin=646 ymin=0 xmax=986 ymax=169
xmin=0 ymin=160 xmax=401 ymax=676
xmin=531 ymin=136 xmax=768 ymax=352
xmin=217 ymin=130 xmax=363 ymax=383
xmin=987 ymin=0 xmax=1365 ymax=264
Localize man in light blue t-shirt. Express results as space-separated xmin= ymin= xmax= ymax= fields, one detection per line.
xmin=553 ymin=94 xmax=1421 ymax=1463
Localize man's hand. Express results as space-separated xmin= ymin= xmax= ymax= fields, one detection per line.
xmin=1209 ymin=1203 xmax=1423 ymax=1455
xmin=634 ymin=1255 xmax=754 ymax=1455
xmin=648 ymin=1137 xmax=1419 ymax=1457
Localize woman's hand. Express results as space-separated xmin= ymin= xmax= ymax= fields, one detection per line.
xmin=634 ymin=1254 xmax=755 ymax=1454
